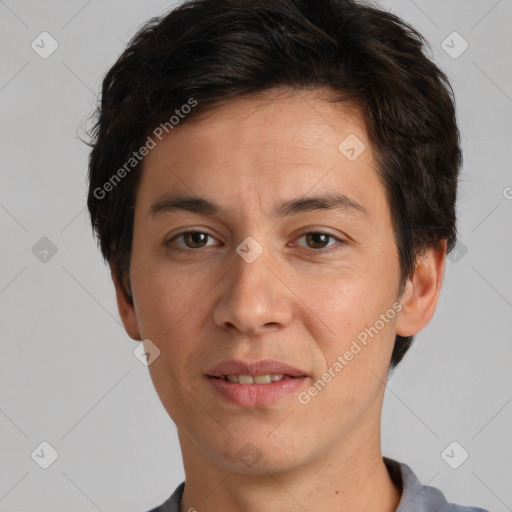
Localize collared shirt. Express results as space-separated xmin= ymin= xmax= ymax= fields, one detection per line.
xmin=145 ymin=457 xmax=490 ymax=512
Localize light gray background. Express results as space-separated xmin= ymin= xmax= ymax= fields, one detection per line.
xmin=1 ymin=0 xmax=511 ymax=511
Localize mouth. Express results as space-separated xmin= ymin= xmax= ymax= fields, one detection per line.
xmin=209 ymin=374 xmax=301 ymax=384
xmin=206 ymin=358 xmax=309 ymax=380
xmin=205 ymin=360 xmax=309 ymax=407
xmin=206 ymin=374 xmax=308 ymax=407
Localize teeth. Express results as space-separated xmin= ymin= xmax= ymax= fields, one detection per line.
xmin=223 ymin=374 xmax=287 ymax=384
xmin=254 ymin=374 xmax=272 ymax=384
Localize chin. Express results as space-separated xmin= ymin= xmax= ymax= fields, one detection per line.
xmin=209 ymin=435 xmax=311 ymax=476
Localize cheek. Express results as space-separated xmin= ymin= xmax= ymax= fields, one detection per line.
xmin=131 ymin=259 xmax=214 ymax=418
xmin=293 ymin=259 xmax=399 ymax=373
xmin=296 ymin=268 xmax=388 ymax=332
xmin=301 ymin=277 xmax=398 ymax=420
xmin=131 ymin=247 xmax=217 ymax=334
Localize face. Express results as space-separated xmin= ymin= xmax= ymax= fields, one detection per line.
xmin=116 ymin=87 xmax=416 ymax=474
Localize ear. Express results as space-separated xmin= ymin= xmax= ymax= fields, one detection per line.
xmin=395 ymin=239 xmax=447 ymax=337
xmin=110 ymin=265 xmax=142 ymax=341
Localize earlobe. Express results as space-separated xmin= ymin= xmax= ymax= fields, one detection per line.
xmin=110 ymin=265 xmax=142 ymax=341
xmin=395 ymin=240 xmax=447 ymax=337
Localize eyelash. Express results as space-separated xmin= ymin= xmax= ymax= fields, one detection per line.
xmin=165 ymin=230 xmax=346 ymax=253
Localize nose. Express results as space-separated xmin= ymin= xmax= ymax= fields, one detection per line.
xmin=212 ymin=240 xmax=294 ymax=337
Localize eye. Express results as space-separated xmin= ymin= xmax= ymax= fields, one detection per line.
xmin=167 ymin=230 xmax=219 ymax=250
xmin=294 ymin=231 xmax=344 ymax=250
xmin=165 ymin=229 xmax=345 ymax=252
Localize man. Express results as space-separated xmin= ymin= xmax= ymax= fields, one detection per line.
xmin=86 ymin=1 xmax=490 ymax=510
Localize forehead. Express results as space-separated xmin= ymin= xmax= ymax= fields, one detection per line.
xmin=163 ymin=87 xmax=368 ymax=161
xmin=136 ymin=87 xmax=386 ymax=220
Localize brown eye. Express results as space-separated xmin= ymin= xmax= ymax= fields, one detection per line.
xmin=169 ymin=231 xmax=217 ymax=249
xmin=296 ymin=231 xmax=341 ymax=250
xmin=183 ymin=232 xmax=208 ymax=248
xmin=297 ymin=231 xmax=345 ymax=250
xmin=305 ymin=232 xmax=330 ymax=249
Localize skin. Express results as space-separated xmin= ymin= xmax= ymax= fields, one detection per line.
xmin=112 ymin=86 xmax=446 ymax=512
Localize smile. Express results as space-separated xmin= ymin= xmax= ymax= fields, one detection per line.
xmin=207 ymin=375 xmax=308 ymax=407
xmin=216 ymin=374 xmax=295 ymax=384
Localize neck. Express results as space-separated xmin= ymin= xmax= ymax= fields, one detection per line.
xmin=178 ymin=426 xmax=401 ymax=512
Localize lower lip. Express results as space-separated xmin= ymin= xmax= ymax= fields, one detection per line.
xmin=207 ymin=376 xmax=308 ymax=407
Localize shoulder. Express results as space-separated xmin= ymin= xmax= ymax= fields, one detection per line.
xmin=384 ymin=457 xmax=490 ymax=512
xmin=412 ymin=484 xmax=490 ymax=512
xmin=144 ymin=481 xmax=185 ymax=512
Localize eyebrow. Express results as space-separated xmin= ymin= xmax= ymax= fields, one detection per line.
xmin=149 ymin=192 xmax=369 ymax=219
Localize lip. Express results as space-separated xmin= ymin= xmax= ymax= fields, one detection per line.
xmin=206 ymin=359 xmax=310 ymax=407
xmin=207 ymin=375 xmax=308 ymax=407
xmin=206 ymin=359 xmax=309 ymax=378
